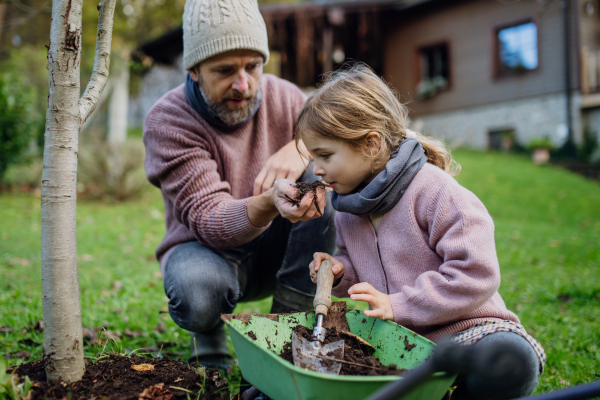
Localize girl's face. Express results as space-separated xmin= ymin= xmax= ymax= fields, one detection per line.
xmin=303 ymin=134 xmax=387 ymax=195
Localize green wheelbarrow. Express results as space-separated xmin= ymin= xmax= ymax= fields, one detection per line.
xmin=221 ymin=309 xmax=456 ymax=400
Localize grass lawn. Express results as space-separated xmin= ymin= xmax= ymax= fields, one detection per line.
xmin=0 ymin=149 xmax=599 ymax=395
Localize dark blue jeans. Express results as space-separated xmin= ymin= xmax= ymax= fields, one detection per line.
xmin=163 ymin=169 xmax=336 ymax=360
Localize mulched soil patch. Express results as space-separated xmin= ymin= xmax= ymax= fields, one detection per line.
xmin=285 ymin=181 xmax=328 ymax=216
xmin=14 ymin=354 xmax=231 ymax=400
xmin=279 ymin=303 xmax=408 ymax=376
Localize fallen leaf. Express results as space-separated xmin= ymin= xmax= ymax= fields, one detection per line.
xmin=138 ymin=346 xmax=159 ymax=352
xmin=3 ymin=351 xmax=31 ymax=359
xmin=174 ymin=378 xmax=183 ymax=383
xmin=82 ymin=327 xmax=98 ymax=346
xmin=124 ymin=328 xmax=142 ymax=338
xmin=153 ymin=271 xmax=163 ymax=279
xmin=100 ymin=330 xmax=122 ymax=343
xmin=33 ymin=320 xmax=44 ymax=332
xmin=160 ymin=305 xmax=169 ymax=312
xmin=113 ymin=281 xmax=123 ymax=291
xmin=558 ymin=378 xmax=571 ymax=386
xmin=113 ymin=307 xmax=123 ymax=313
xmin=8 ymin=257 xmax=31 ymax=266
xmin=0 ymin=326 xmax=14 ymax=333
xmin=79 ymin=254 xmax=94 ymax=262
xmin=100 ymin=291 xmax=110 ymax=297
xmin=154 ymin=322 xmax=166 ymax=333
xmin=138 ymin=383 xmax=173 ymax=400
xmin=132 ymin=363 xmax=155 ymax=372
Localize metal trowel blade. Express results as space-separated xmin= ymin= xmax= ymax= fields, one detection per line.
xmin=291 ymin=331 xmax=344 ymax=374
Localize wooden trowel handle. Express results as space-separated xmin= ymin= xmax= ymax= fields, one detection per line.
xmin=314 ymin=260 xmax=334 ymax=317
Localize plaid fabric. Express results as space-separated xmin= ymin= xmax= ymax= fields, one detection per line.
xmin=453 ymin=320 xmax=546 ymax=374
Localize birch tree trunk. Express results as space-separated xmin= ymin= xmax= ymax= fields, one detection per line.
xmin=42 ymin=0 xmax=116 ymax=383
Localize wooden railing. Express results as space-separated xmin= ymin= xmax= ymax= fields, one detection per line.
xmin=581 ymin=47 xmax=600 ymax=94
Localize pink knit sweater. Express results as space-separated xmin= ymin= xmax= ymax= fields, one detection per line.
xmin=143 ymin=74 xmax=307 ymax=263
xmin=331 ymin=163 xmax=520 ymax=342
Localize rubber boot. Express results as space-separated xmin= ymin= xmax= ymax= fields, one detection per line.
xmin=188 ymin=323 xmax=231 ymax=368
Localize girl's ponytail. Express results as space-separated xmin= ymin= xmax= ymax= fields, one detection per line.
xmin=409 ymin=130 xmax=461 ymax=176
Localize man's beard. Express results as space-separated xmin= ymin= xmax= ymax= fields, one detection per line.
xmin=198 ymin=77 xmax=260 ymax=126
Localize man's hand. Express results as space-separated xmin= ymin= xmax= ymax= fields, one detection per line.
xmin=272 ymin=179 xmax=325 ymax=223
xmin=348 ymin=283 xmax=394 ymax=321
xmin=253 ymin=140 xmax=310 ymax=196
xmin=309 ymin=252 xmax=345 ymax=284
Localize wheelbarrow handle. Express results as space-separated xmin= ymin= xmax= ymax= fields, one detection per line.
xmin=365 ymin=340 xmax=600 ymax=400
xmin=512 ymin=380 xmax=600 ymax=400
xmin=364 ymin=340 xmax=528 ymax=400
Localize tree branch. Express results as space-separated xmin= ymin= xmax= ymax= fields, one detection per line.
xmin=78 ymin=0 xmax=117 ymax=127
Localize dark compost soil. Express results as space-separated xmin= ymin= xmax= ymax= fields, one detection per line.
xmin=279 ymin=303 xmax=409 ymax=376
xmin=14 ymin=354 xmax=231 ymax=400
xmin=286 ymin=181 xmax=328 ymax=216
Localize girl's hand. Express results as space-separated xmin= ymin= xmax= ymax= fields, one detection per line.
xmin=272 ymin=179 xmax=326 ymax=223
xmin=348 ymin=283 xmax=394 ymax=321
xmin=309 ymin=252 xmax=345 ymax=284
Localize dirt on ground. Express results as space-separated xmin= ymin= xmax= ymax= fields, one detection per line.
xmin=279 ymin=303 xmax=409 ymax=376
xmin=14 ymin=354 xmax=231 ymax=400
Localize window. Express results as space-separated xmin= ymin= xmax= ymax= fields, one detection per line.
xmin=488 ymin=128 xmax=515 ymax=151
xmin=496 ymin=21 xmax=538 ymax=76
xmin=417 ymin=42 xmax=450 ymax=100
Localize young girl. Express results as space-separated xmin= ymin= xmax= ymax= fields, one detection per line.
xmin=296 ymin=64 xmax=545 ymax=400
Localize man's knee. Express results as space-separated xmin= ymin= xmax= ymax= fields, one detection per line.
xmin=163 ymin=243 xmax=240 ymax=332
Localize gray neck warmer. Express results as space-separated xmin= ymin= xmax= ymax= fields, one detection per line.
xmin=331 ymin=138 xmax=428 ymax=216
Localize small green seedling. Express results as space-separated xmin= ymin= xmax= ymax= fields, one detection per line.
xmin=0 ymin=358 xmax=33 ymax=400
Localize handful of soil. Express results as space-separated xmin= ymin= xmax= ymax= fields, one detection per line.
xmin=279 ymin=303 xmax=409 ymax=377
xmin=285 ymin=181 xmax=328 ymax=216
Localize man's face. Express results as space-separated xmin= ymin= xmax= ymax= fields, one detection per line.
xmin=189 ymin=49 xmax=264 ymax=126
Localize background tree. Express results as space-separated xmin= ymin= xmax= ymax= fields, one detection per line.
xmin=41 ymin=0 xmax=116 ymax=383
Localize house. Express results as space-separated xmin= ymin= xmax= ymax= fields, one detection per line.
xmin=131 ymin=0 xmax=600 ymax=150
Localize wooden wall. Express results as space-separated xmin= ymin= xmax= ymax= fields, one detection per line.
xmin=383 ymin=0 xmax=573 ymax=116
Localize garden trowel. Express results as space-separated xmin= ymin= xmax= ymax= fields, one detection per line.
xmin=292 ymin=260 xmax=345 ymax=374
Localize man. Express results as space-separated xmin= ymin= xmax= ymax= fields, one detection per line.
xmin=143 ymin=0 xmax=336 ymax=368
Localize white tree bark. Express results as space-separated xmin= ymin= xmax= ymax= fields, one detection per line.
xmin=107 ymin=51 xmax=130 ymax=144
xmin=79 ymin=0 xmax=117 ymax=127
xmin=42 ymin=0 xmax=116 ymax=383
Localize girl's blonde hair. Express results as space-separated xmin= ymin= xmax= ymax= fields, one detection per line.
xmin=296 ymin=63 xmax=460 ymax=176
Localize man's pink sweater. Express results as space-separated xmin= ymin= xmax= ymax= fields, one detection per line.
xmin=143 ymin=74 xmax=306 ymax=264
xmin=332 ymin=163 xmax=520 ymax=342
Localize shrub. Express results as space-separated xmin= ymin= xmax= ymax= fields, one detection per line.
xmin=78 ymin=136 xmax=149 ymax=201
xmin=527 ymin=136 xmax=555 ymax=151
xmin=0 ymin=46 xmax=47 ymax=183
xmin=0 ymin=73 xmax=38 ymax=181
xmin=580 ymin=125 xmax=599 ymax=163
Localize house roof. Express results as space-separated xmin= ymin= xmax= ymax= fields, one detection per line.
xmin=135 ymin=0 xmax=438 ymax=65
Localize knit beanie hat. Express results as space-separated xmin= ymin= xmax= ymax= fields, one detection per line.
xmin=183 ymin=0 xmax=270 ymax=70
